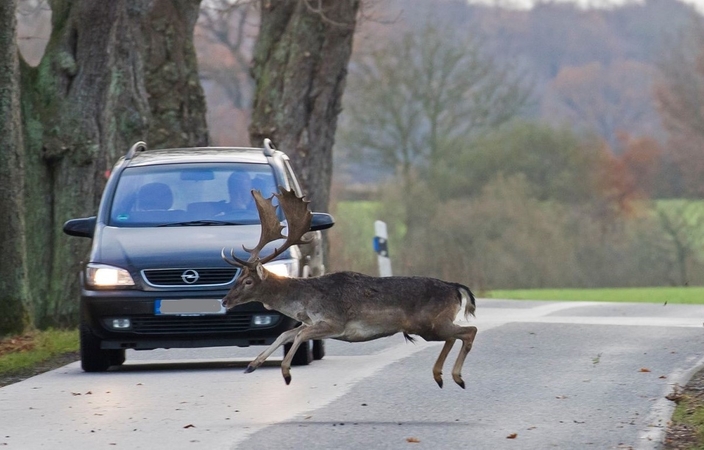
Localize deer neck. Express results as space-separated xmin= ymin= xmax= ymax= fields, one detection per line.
xmin=259 ymin=276 xmax=310 ymax=322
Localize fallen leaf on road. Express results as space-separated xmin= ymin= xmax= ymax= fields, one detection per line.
xmin=556 ymin=395 xmax=568 ymax=399
xmin=183 ymin=424 xmax=195 ymax=429
xmin=639 ymin=368 xmax=651 ymax=373
xmin=406 ymin=437 xmax=420 ymax=443
xmin=507 ymin=433 xmax=518 ymax=439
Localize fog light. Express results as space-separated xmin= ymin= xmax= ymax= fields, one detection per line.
xmin=252 ymin=315 xmax=276 ymax=326
xmin=111 ymin=318 xmax=131 ymax=329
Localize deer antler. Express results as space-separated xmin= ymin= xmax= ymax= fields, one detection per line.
xmin=259 ymin=188 xmax=313 ymax=265
xmin=221 ymin=188 xmax=312 ymax=268
xmin=244 ymin=190 xmax=285 ymax=262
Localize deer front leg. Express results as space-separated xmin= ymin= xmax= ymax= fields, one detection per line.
xmin=280 ymin=322 xmax=338 ymax=385
xmin=451 ymin=326 xmax=478 ymax=389
xmin=432 ymin=339 xmax=456 ymax=389
xmin=245 ymin=324 xmax=306 ymax=373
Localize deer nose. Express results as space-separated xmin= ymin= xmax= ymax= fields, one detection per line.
xmin=221 ymin=298 xmax=228 ymax=308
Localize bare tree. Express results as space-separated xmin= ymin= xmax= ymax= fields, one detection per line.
xmin=542 ymin=60 xmax=660 ymax=150
xmin=655 ymin=14 xmax=704 ymax=198
xmin=1 ymin=0 xmax=208 ymax=329
xmin=197 ymin=0 xmax=258 ymax=111
xmin=655 ymin=201 xmax=704 ymax=286
xmin=338 ymin=22 xmax=530 ymax=192
xmin=0 ymin=0 xmax=29 ymax=334
xmin=248 ymin=0 xmax=361 ymax=213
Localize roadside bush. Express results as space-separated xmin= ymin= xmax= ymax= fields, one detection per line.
xmin=328 ymin=176 xmax=704 ymax=289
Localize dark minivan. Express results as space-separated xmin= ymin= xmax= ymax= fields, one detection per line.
xmin=64 ymin=140 xmax=334 ymax=372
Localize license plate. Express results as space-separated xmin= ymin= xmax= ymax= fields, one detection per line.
xmin=155 ymin=299 xmax=226 ymax=316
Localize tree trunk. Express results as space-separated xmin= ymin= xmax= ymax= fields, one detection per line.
xmin=15 ymin=0 xmax=207 ymax=327
xmin=0 ymin=0 xmax=30 ymax=335
xmin=248 ymin=0 xmax=360 ymax=213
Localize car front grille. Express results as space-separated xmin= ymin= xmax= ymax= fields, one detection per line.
xmin=130 ymin=313 xmax=255 ymax=334
xmin=142 ymin=268 xmax=239 ymax=287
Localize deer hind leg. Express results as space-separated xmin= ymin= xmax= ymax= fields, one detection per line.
xmin=450 ymin=325 xmax=478 ymax=389
xmin=432 ymin=339 xmax=456 ymax=388
xmin=280 ymin=322 xmax=339 ymax=385
xmin=245 ymin=324 xmax=305 ymax=374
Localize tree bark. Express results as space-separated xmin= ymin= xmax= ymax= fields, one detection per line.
xmin=249 ymin=0 xmax=360 ymax=213
xmin=0 ymin=0 xmax=30 ymax=335
xmin=14 ymin=0 xmax=207 ymax=327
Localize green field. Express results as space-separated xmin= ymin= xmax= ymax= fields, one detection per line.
xmin=487 ymin=286 xmax=704 ymax=304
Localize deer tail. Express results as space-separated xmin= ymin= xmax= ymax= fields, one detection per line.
xmin=456 ymin=284 xmax=476 ymax=318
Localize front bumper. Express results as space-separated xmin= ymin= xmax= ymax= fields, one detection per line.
xmin=81 ymin=288 xmax=297 ymax=350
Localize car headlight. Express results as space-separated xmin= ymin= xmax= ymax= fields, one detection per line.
xmin=263 ymin=259 xmax=299 ymax=277
xmin=85 ymin=263 xmax=135 ymax=288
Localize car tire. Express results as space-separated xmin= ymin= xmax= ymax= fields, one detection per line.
xmin=313 ymin=339 xmax=325 ymax=360
xmin=285 ymin=340 xmax=313 ymax=366
xmin=109 ymin=349 xmax=126 ymax=367
xmin=80 ymin=323 xmax=112 ymax=372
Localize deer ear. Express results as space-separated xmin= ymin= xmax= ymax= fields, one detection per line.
xmin=255 ymin=263 xmax=267 ymax=280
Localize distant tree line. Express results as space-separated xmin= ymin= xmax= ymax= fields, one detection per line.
xmin=330 ymin=14 xmax=704 ymax=290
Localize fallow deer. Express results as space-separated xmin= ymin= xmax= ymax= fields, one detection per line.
xmin=221 ymin=188 xmax=477 ymax=388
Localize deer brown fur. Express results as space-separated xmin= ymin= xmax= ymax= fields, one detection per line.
xmin=221 ymin=188 xmax=478 ymax=388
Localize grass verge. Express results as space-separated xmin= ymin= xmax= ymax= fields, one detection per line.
xmin=665 ymin=369 xmax=704 ymax=449
xmin=487 ymin=286 xmax=704 ymax=304
xmin=0 ymin=329 xmax=79 ymax=377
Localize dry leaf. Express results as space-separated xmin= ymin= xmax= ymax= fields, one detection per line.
xmin=183 ymin=424 xmax=195 ymax=429
xmin=639 ymin=368 xmax=651 ymax=373
xmin=507 ymin=433 xmax=518 ymax=439
xmin=406 ymin=437 xmax=420 ymax=443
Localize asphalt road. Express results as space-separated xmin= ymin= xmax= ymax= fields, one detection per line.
xmin=1 ymin=299 xmax=704 ymax=450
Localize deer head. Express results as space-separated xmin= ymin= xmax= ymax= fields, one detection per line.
xmin=221 ymin=188 xmax=312 ymax=309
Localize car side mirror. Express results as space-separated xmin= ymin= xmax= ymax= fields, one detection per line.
xmin=310 ymin=212 xmax=334 ymax=231
xmin=63 ymin=217 xmax=97 ymax=238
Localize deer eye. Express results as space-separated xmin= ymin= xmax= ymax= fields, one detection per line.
xmin=244 ymin=278 xmax=254 ymax=286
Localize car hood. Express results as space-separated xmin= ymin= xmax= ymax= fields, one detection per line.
xmin=92 ymin=224 xmax=288 ymax=270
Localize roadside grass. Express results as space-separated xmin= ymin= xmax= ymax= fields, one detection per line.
xmin=667 ymin=370 xmax=704 ymax=449
xmin=671 ymin=395 xmax=704 ymax=446
xmin=486 ymin=286 xmax=704 ymax=304
xmin=0 ymin=329 xmax=79 ymax=376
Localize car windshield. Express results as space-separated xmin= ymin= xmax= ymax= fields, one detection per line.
xmin=108 ymin=163 xmax=278 ymax=227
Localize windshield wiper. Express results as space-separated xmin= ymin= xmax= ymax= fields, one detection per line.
xmin=158 ymin=220 xmax=247 ymax=227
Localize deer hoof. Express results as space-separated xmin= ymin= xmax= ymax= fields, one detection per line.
xmin=244 ymin=364 xmax=256 ymax=374
xmin=455 ymin=378 xmax=465 ymax=389
xmin=283 ymin=374 xmax=292 ymax=385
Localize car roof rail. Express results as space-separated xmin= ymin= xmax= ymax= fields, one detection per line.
xmin=262 ymin=138 xmax=277 ymax=157
xmin=125 ymin=141 xmax=148 ymax=160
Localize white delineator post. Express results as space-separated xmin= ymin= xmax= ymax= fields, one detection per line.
xmin=373 ymin=220 xmax=392 ymax=277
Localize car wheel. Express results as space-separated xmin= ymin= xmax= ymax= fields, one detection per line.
xmin=313 ymin=339 xmax=325 ymax=360
xmin=285 ymin=340 xmax=313 ymax=366
xmin=79 ymin=323 xmax=112 ymax=372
